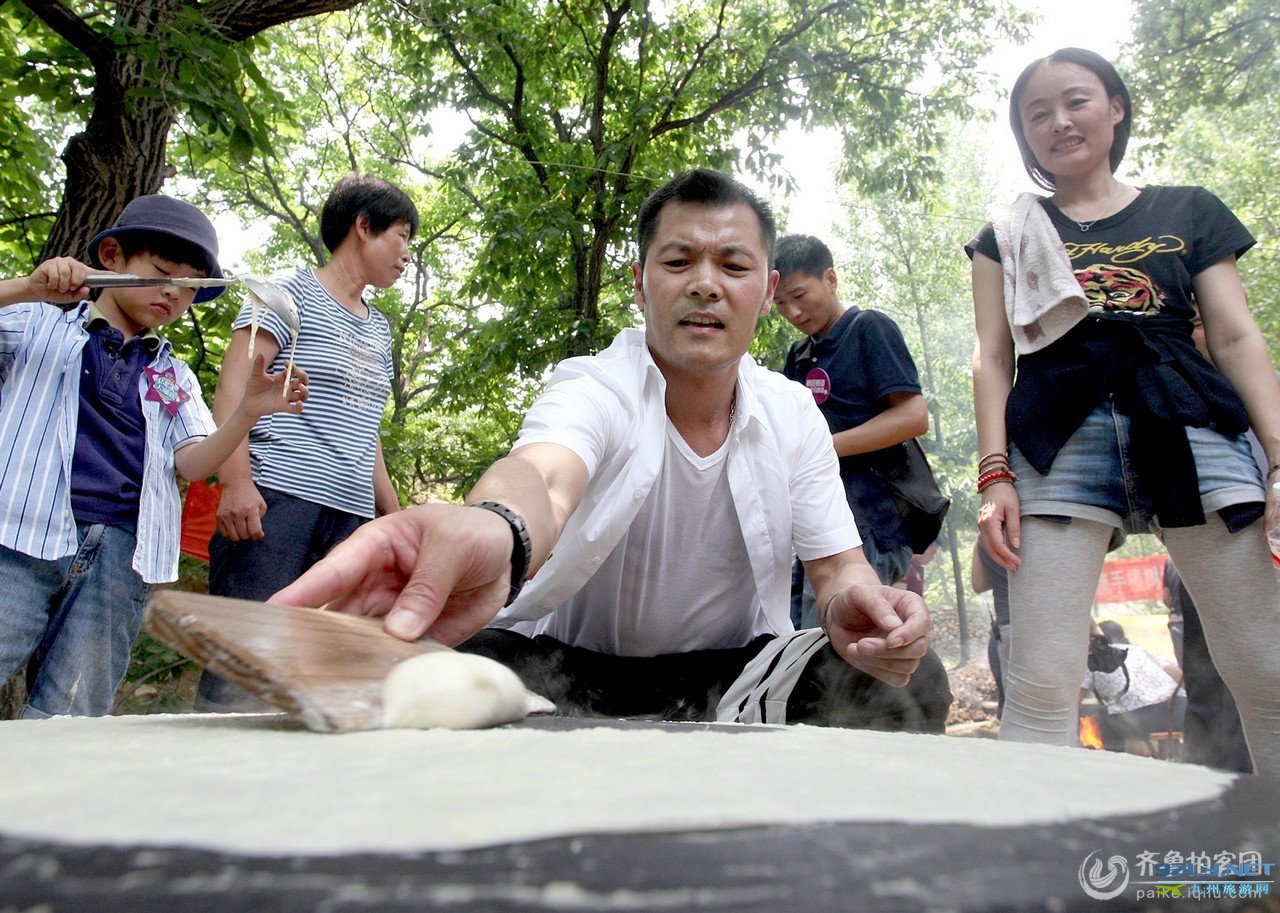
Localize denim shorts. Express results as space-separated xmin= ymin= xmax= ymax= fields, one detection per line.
xmin=1009 ymin=402 xmax=1265 ymax=537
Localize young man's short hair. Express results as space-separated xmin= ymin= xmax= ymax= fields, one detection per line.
xmin=636 ymin=169 xmax=776 ymax=266
xmin=774 ymin=234 xmax=834 ymax=281
xmin=320 ymin=174 xmax=420 ymax=254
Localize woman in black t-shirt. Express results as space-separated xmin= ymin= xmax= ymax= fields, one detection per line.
xmin=967 ymin=48 xmax=1280 ymax=777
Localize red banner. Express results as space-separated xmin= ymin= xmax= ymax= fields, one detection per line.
xmin=180 ymin=480 xmax=220 ymax=563
xmin=1094 ymin=555 xmax=1165 ymax=604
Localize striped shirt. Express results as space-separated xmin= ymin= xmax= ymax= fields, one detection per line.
xmin=0 ymin=302 xmax=216 ymax=584
xmin=237 ymin=267 xmax=392 ymax=517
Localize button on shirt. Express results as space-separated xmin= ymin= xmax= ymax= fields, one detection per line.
xmin=0 ymin=302 xmax=216 ymax=583
xmin=490 ymin=328 xmax=859 ymax=644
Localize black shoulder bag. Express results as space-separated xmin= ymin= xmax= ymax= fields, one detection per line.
xmin=870 ymin=438 xmax=951 ymax=555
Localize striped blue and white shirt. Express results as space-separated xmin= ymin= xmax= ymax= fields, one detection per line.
xmin=0 ymin=302 xmax=216 ymax=584
xmin=237 ymin=267 xmax=393 ymax=518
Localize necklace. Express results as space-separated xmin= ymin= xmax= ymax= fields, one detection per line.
xmin=1061 ymin=182 xmax=1121 ymax=232
xmin=728 ymin=386 xmax=737 ymax=428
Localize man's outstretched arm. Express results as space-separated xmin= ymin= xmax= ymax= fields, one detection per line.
xmin=272 ymin=443 xmax=588 ymax=644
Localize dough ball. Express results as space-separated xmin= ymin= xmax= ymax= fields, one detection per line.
xmin=381 ymin=651 xmax=550 ymax=730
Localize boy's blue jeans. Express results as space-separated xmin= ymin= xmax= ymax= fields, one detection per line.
xmin=0 ymin=523 xmax=148 ymax=718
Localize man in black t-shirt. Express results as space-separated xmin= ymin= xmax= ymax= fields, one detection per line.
xmin=776 ymin=235 xmax=928 ymax=626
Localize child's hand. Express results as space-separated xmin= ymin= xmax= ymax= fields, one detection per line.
xmin=241 ymin=354 xmax=308 ymax=418
xmin=26 ymin=257 xmax=92 ymax=304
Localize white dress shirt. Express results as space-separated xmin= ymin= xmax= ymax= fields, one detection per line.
xmin=492 ymin=328 xmax=859 ymax=648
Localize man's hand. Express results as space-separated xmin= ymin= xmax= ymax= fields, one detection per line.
xmin=216 ymin=479 xmax=269 ymax=541
xmin=821 ymin=585 xmax=930 ymax=687
xmin=271 ymin=502 xmax=516 ymax=646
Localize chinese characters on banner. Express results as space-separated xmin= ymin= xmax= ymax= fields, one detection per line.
xmin=1094 ymin=555 xmax=1165 ymax=604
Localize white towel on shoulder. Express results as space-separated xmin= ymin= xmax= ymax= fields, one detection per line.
xmin=991 ymin=192 xmax=1088 ymax=354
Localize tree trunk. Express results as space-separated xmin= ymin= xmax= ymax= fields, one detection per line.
xmin=27 ymin=0 xmax=366 ymax=263
xmin=41 ymin=70 xmax=178 ymax=262
xmin=943 ymin=511 xmax=970 ymax=663
xmin=906 ymin=269 xmax=970 ymax=662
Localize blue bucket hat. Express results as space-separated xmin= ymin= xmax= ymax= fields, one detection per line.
xmin=86 ymin=195 xmax=226 ymax=303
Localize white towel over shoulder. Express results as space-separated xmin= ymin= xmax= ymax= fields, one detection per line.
xmin=991 ymin=192 xmax=1088 ymax=354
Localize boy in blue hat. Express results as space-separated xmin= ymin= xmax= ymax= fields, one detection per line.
xmin=0 ymin=195 xmax=309 ymax=718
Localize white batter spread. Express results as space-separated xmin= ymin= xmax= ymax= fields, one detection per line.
xmin=0 ymin=715 xmax=1235 ymax=855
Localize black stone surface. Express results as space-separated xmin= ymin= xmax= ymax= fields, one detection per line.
xmin=2 ymin=770 xmax=1277 ymax=913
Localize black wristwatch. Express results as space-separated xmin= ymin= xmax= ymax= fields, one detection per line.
xmin=470 ymin=501 xmax=532 ymax=606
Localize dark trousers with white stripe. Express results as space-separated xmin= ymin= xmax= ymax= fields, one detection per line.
xmin=460 ymin=629 xmax=951 ymax=732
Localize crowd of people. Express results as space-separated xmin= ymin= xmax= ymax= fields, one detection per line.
xmin=0 ymin=47 xmax=1275 ymax=779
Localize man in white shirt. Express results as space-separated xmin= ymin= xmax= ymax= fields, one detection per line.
xmin=277 ymin=169 xmax=950 ymax=730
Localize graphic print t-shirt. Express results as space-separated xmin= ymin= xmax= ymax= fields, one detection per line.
xmin=967 ymin=185 xmax=1255 ymax=324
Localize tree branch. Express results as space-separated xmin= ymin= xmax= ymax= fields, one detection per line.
xmin=200 ymin=0 xmax=365 ymax=43
xmin=17 ymin=0 xmax=112 ymax=66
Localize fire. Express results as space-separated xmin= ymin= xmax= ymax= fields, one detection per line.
xmin=1079 ymin=715 xmax=1104 ymax=750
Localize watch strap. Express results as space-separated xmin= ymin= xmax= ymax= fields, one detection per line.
xmin=470 ymin=500 xmax=532 ymax=607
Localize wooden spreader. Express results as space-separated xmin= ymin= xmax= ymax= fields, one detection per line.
xmin=145 ymin=590 xmax=451 ymax=733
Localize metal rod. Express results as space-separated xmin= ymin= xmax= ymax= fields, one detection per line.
xmin=82 ymin=274 xmax=237 ymax=289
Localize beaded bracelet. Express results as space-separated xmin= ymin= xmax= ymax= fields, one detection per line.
xmin=978 ymin=476 xmax=1016 ymax=493
xmin=978 ymin=451 xmax=1009 ymax=466
xmin=977 ymin=469 xmax=1017 ymax=493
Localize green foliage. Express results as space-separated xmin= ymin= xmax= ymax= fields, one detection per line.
xmin=1142 ymin=99 xmax=1280 ymax=363
xmin=168 ymin=12 xmax=492 ymax=493
xmin=0 ymin=6 xmax=81 ymax=272
xmin=5 ymin=1 xmax=368 ymax=265
xmin=113 ymin=632 xmax=195 ymax=715
xmin=138 ymin=11 xmax=287 ymax=164
xmin=375 ymin=0 xmax=1023 ymax=421
xmin=153 ymin=0 xmax=1022 ymax=498
xmin=750 ymin=309 xmax=801 ymax=370
xmin=0 ymin=1 xmax=1023 ymax=583
xmin=1127 ymin=7 xmax=1280 ymax=363
xmin=1128 ymin=0 xmax=1280 ymax=133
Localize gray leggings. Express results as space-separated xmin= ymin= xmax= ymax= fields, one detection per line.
xmin=999 ymin=513 xmax=1280 ymax=778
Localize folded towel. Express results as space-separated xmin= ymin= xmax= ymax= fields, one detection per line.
xmin=991 ymin=193 xmax=1089 ymax=354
